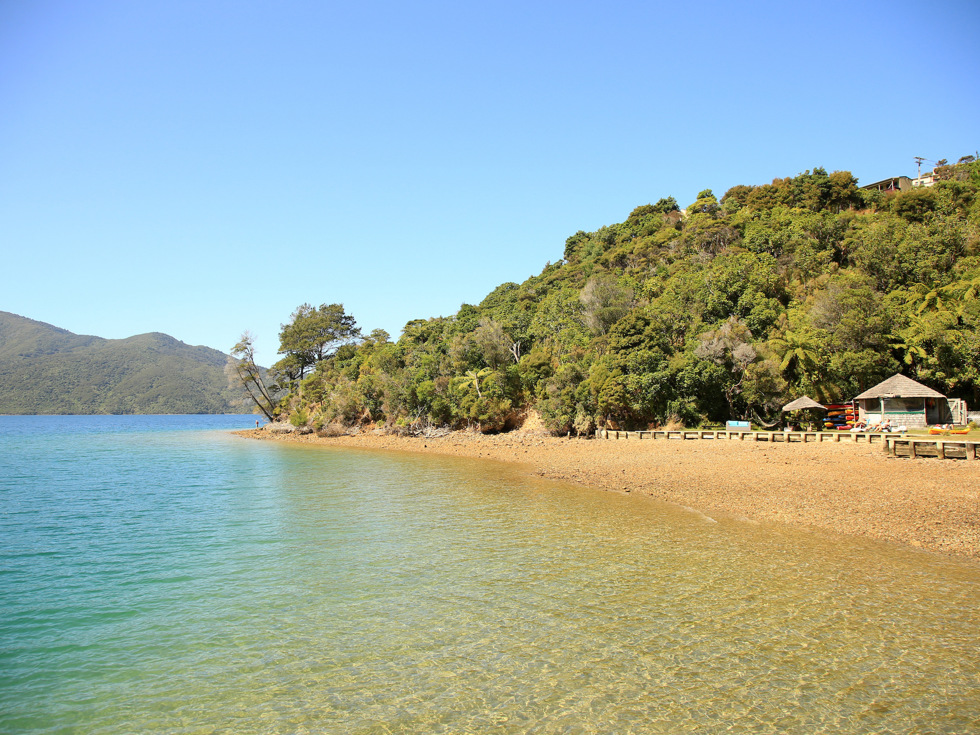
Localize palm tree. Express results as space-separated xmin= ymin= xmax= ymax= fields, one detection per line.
xmin=769 ymin=327 xmax=833 ymax=401
xmin=941 ymin=275 xmax=980 ymax=316
xmin=769 ymin=328 xmax=820 ymax=380
xmin=891 ymin=310 xmax=957 ymax=375
xmin=906 ymin=282 xmax=948 ymax=316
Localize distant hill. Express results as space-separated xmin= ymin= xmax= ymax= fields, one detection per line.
xmin=0 ymin=312 xmax=242 ymax=414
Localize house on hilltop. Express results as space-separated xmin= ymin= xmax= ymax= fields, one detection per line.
xmin=854 ymin=373 xmax=967 ymax=427
xmin=859 ymin=176 xmax=912 ymax=194
xmin=912 ymin=172 xmax=936 ymax=188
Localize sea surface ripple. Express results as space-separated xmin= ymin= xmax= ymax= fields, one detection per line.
xmin=1 ymin=416 xmax=978 ymax=734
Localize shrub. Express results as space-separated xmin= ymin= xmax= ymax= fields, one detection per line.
xmin=289 ymin=406 xmax=309 ymax=427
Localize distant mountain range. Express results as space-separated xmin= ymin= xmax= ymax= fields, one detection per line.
xmin=0 ymin=311 xmax=243 ymax=414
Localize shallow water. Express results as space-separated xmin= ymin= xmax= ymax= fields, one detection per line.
xmin=1 ymin=416 xmax=978 ymax=733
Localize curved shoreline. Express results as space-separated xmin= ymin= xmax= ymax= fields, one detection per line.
xmin=235 ymin=428 xmax=980 ymax=560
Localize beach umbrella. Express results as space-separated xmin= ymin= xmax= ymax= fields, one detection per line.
xmin=781 ymin=396 xmax=826 ymax=430
xmin=781 ymin=396 xmax=826 ymax=412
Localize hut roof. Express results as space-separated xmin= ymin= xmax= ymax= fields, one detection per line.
xmin=782 ymin=396 xmax=826 ymax=412
xmin=853 ymin=373 xmax=945 ymax=400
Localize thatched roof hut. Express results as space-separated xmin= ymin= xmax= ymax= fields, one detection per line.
xmin=782 ymin=396 xmax=825 ymax=412
xmin=854 ymin=374 xmax=948 ymax=427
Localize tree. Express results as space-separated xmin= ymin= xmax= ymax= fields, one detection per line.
xmin=769 ymin=317 xmax=824 ymax=394
xmin=906 ymin=282 xmax=948 ymax=316
xmin=528 ymin=287 xmax=587 ymax=357
xmin=652 ymin=196 xmax=680 ymax=214
xmin=944 ymin=274 xmax=980 ymax=315
xmin=721 ymin=184 xmax=755 ymax=213
xmin=456 ymin=368 xmax=492 ymax=398
xmin=827 ymin=170 xmax=861 ymax=212
xmin=579 ymin=274 xmax=633 ymax=335
xmin=810 ymin=272 xmax=889 ymax=351
xmin=277 ymin=303 xmax=361 ymax=381
xmin=687 ymin=189 xmax=720 ymax=216
xmin=694 ymin=317 xmax=758 ymax=419
xmin=890 ymin=188 xmax=937 ymax=223
xmin=229 ymin=331 xmax=278 ymax=421
xmin=471 ymin=318 xmax=513 ymax=369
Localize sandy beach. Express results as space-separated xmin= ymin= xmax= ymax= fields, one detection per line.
xmin=237 ymin=426 xmax=980 ymax=559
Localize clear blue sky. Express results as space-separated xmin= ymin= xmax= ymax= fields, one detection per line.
xmin=2 ymin=0 xmax=978 ymax=367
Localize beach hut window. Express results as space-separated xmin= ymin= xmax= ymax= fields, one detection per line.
xmin=884 ymin=397 xmax=922 ymax=413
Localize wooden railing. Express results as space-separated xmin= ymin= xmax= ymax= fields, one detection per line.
xmin=595 ymin=428 xmax=978 ymax=460
xmin=595 ymin=428 xmax=888 ymax=443
xmin=883 ymin=436 xmax=977 ymax=461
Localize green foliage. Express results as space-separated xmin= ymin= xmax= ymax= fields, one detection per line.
xmin=277 ymin=303 xmax=361 ymax=381
xmin=889 ymin=188 xmax=937 ymax=222
xmin=579 ymin=274 xmax=634 ymax=335
xmin=687 ymin=189 xmax=720 ymax=216
xmin=289 ymin=406 xmax=309 ymax=427
xmin=266 ymin=164 xmax=980 ymax=432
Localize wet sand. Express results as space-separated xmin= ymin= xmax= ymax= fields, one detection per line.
xmin=236 ymin=427 xmax=980 ymax=559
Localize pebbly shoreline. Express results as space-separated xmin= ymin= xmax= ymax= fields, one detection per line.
xmin=235 ymin=426 xmax=980 ymax=560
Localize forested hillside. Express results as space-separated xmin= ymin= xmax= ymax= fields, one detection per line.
xmin=249 ymin=160 xmax=980 ymax=434
xmin=0 ymin=312 xmax=240 ymax=414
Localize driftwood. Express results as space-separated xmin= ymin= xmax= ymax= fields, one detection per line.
xmin=411 ymin=424 xmax=452 ymax=438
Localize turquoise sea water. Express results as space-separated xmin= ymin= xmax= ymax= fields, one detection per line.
xmin=1 ymin=415 xmax=979 ymax=734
